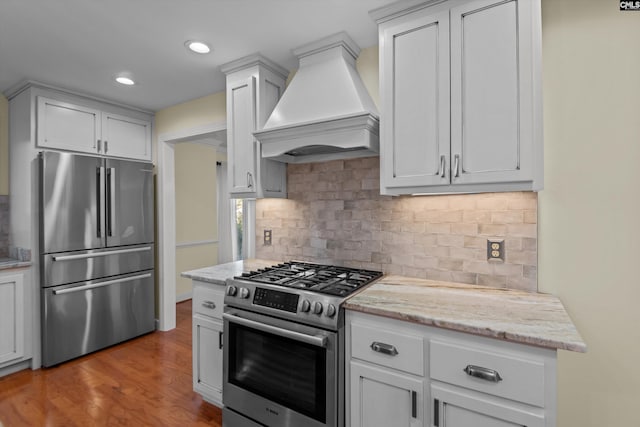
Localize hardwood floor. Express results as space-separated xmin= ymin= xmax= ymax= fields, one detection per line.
xmin=0 ymin=300 xmax=222 ymax=427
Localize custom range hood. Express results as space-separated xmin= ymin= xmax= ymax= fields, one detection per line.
xmin=254 ymin=32 xmax=380 ymax=163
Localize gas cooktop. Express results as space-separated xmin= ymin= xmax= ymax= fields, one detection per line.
xmin=236 ymin=261 xmax=383 ymax=297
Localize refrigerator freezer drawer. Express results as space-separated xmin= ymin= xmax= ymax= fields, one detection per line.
xmin=42 ymin=244 xmax=154 ymax=288
xmin=41 ymin=271 xmax=155 ymax=367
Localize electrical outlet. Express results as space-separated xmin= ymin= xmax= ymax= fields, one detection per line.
xmin=487 ymin=239 xmax=505 ymax=262
xmin=264 ymin=229 xmax=272 ymax=246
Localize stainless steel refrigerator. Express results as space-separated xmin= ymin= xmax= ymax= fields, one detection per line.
xmin=39 ymin=151 xmax=155 ymax=367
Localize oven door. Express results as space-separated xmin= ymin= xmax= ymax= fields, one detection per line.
xmin=223 ymin=307 xmax=338 ymax=427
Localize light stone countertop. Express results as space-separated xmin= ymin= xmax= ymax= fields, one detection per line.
xmin=181 ymin=259 xmax=280 ymax=286
xmin=182 ymin=260 xmax=586 ymax=353
xmin=0 ymin=258 xmax=32 ymax=271
xmin=344 ymin=275 xmax=587 ymax=353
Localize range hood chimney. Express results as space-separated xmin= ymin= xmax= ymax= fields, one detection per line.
xmin=254 ymin=32 xmax=380 ymax=163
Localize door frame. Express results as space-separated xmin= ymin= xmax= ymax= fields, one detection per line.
xmin=157 ymin=121 xmax=226 ymax=331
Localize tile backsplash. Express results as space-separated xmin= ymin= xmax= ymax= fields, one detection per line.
xmin=0 ymin=195 xmax=8 ymax=257
xmin=255 ymin=157 xmax=537 ymax=292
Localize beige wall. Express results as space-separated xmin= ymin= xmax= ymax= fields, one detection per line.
xmin=356 ymin=46 xmax=379 ymax=108
xmin=539 ymin=0 xmax=640 ymax=426
xmin=155 ymin=91 xmax=226 ymax=138
xmin=155 ymin=91 xmax=226 ymax=299
xmin=0 ymin=94 xmax=8 ymax=195
xmin=174 ymin=142 xmax=219 ymax=298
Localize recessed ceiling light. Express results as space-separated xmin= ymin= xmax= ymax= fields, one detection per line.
xmin=115 ymin=76 xmax=135 ymax=86
xmin=185 ymin=40 xmax=211 ymax=54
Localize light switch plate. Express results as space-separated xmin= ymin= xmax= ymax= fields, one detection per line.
xmin=487 ymin=239 xmax=505 ymax=262
xmin=264 ymin=229 xmax=272 ymax=246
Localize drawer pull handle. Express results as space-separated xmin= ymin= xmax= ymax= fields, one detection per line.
xmin=463 ymin=365 xmax=503 ymax=382
xmin=202 ymin=300 xmax=216 ymax=310
xmin=370 ymin=341 xmax=399 ymax=356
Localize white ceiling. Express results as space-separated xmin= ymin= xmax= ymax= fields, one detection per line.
xmin=0 ymin=0 xmax=396 ymax=112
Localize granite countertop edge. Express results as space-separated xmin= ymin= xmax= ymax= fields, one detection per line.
xmin=181 ymin=259 xmax=280 ymax=285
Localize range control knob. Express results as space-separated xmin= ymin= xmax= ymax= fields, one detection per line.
xmin=239 ymin=287 xmax=250 ymax=299
xmin=301 ymin=300 xmax=311 ymax=312
xmin=312 ymin=301 xmax=323 ymax=315
xmin=326 ymin=304 xmax=337 ymax=318
xmin=226 ymin=285 xmax=237 ymax=297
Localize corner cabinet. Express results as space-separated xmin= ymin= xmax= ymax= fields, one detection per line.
xmin=0 ymin=268 xmax=34 ymax=376
xmin=371 ymin=0 xmax=543 ymax=195
xmin=34 ymin=90 xmax=152 ymax=161
xmin=0 ymin=272 xmax=25 ymax=366
xmin=192 ymin=281 xmax=226 ymax=407
xmin=221 ymin=55 xmax=288 ymax=199
xmin=345 ymin=311 xmax=557 ymax=427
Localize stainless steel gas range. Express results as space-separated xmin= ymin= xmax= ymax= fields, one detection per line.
xmin=222 ymin=261 xmax=383 ymax=427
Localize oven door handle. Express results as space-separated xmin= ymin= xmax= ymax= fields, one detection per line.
xmin=223 ymin=313 xmax=328 ymax=348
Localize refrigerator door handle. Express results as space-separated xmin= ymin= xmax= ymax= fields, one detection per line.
xmin=96 ymin=167 xmax=103 ymax=238
xmin=52 ymin=273 xmax=152 ymax=295
xmin=106 ymin=167 xmax=115 ymax=237
xmin=52 ymin=246 xmax=151 ymax=262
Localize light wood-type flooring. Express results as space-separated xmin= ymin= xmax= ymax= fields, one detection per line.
xmin=0 ymin=300 xmax=222 ymax=426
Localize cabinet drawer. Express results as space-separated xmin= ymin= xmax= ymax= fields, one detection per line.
xmin=351 ymin=322 xmax=423 ymax=376
xmin=430 ymin=340 xmax=545 ymax=407
xmin=193 ymin=285 xmax=225 ymax=319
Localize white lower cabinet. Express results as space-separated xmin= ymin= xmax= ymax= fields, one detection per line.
xmin=350 ymin=360 xmax=424 ymax=427
xmin=346 ymin=311 xmax=557 ymax=427
xmin=193 ymin=314 xmax=223 ymax=406
xmin=0 ymin=272 xmax=25 ymax=366
xmin=431 ymin=383 xmax=545 ymax=427
xmin=192 ymin=282 xmax=225 ymax=406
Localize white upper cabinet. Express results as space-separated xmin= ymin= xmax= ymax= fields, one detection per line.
xmin=380 ymin=8 xmax=451 ymax=189
xmin=222 ymin=55 xmax=288 ymax=199
xmin=36 ymin=94 xmax=152 ymax=161
xmin=37 ymin=97 xmax=101 ymax=154
xmin=101 ymin=112 xmax=152 ymax=160
xmin=372 ymin=0 xmax=543 ymax=195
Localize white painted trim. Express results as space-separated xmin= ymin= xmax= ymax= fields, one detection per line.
xmin=157 ymin=120 xmax=226 ymax=332
xmin=244 ymin=199 xmax=256 ymax=259
xmin=176 ymin=239 xmax=219 ymax=249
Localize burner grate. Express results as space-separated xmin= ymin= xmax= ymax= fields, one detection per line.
xmin=237 ymin=261 xmax=382 ymax=296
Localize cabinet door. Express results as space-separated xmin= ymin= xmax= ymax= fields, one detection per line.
xmin=432 ymin=383 xmax=545 ymax=427
xmin=257 ymin=75 xmax=287 ymax=197
xmin=0 ymin=273 xmax=25 ymax=366
xmin=450 ymin=0 xmax=535 ymax=185
xmin=227 ymin=76 xmax=258 ymax=197
xmin=350 ymin=361 xmax=423 ymax=427
xmin=101 ymin=112 xmax=152 ymax=161
xmin=380 ymin=10 xmax=450 ymax=191
xmin=192 ymin=314 xmax=223 ymax=406
xmin=37 ymin=96 xmax=100 ymax=154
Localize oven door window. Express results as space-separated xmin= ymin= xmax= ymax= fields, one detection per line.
xmin=228 ymin=321 xmax=327 ymax=423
